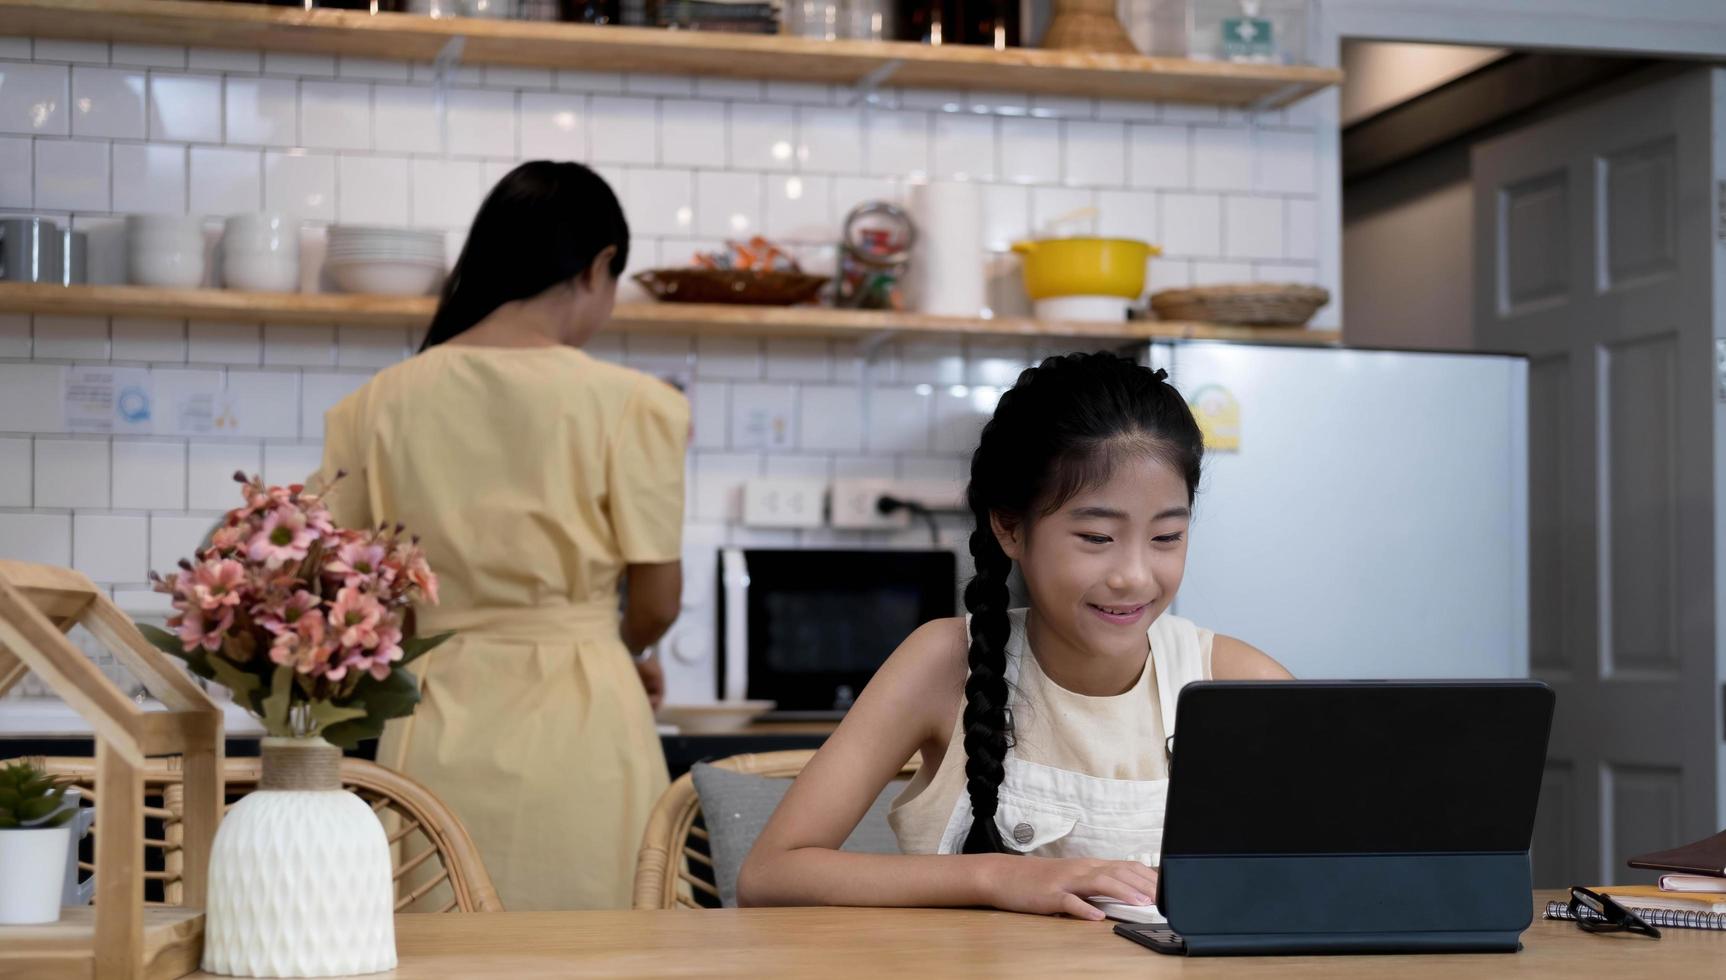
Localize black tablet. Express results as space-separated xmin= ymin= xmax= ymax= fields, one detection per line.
xmin=1148 ymin=680 xmax=1555 ymax=956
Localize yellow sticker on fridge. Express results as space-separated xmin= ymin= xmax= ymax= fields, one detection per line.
xmin=1188 ymin=384 xmax=1240 ymax=453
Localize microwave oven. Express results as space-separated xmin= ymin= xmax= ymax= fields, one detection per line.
xmin=716 ymin=548 xmax=958 ymax=716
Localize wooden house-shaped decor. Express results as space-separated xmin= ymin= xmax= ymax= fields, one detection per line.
xmin=0 ymin=560 xmax=223 ymax=980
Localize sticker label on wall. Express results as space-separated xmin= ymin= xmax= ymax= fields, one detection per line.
xmin=1188 ymin=384 xmax=1241 ymax=453
xmin=64 ymin=366 xmax=154 ymax=434
xmin=171 ymin=391 xmax=242 ymax=436
xmin=1221 ymin=17 xmax=1276 ymax=61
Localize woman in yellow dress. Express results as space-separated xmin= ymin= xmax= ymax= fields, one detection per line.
xmin=313 ymin=162 xmax=687 ymax=910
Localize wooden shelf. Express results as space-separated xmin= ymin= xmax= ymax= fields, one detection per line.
xmin=0 ymin=0 xmax=1340 ymax=109
xmin=0 ymin=283 xmax=1340 ymax=346
xmin=0 ymin=907 xmax=204 ymax=980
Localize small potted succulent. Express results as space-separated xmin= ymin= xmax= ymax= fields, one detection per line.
xmin=0 ymin=759 xmax=76 ymax=925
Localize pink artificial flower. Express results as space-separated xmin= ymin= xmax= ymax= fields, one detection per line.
xmin=400 ymin=547 xmax=439 ymax=606
xmin=306 ymin=502 xmax=335 ymax=536
xmin=328 ymin=586 xmax=386 ymax=651
xmin=208 ymin=523 xmax=248 ymax=555
xmin=334 ymin=621 xmax=403 ymax=683
xmin=175 ymin=608 xmax=232 ymax=653
xmin=258 ymin=589 xmax=320 ymax=636
xmin=248 ymin=506 xmax=316 ymax=569
xmin=188 ymin=559 xmax=247 ymax=613
xmin=327 ymin=540 xmax=390 ymax=589
xmin=366 ymin=620 xmax=404 ymax=679
xmin=269 ymin=612 xmax=335 ymax=677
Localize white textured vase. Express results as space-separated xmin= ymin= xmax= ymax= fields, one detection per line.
xmin=202 ymin=737 xmax=396 ymax=977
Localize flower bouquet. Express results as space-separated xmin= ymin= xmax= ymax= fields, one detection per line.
xmin=141 ymin=472 xmax=449 ymax=748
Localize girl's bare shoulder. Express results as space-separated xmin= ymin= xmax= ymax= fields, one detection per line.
xmin=1212 ymin=634 xmax=1294 ymax=680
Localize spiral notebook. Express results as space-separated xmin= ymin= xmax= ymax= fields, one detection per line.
xmin=1543 ymin=900 xmax=1726 ymax=931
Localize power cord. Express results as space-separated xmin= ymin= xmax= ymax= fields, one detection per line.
xmin=876 ymin=495 xmax=943 ymax=546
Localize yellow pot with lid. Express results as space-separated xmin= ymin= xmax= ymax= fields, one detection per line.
xmin=1011 ymin=237 xmax=1160 ymax=300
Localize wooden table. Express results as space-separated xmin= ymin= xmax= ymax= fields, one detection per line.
xmin=184 ymin=892 xmax=1719 ymax=978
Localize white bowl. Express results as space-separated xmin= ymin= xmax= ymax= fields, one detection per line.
xmin=326 ymin=253 xmax=445 ymax=266
xmin=325 ymin=242 xmax=445 ymax=254
xmin=222 ymin=253 xmax=300 ymax=293
xmin=223 ymin=217 xmax=299 ymax=255
xmin=129 ymin=249 xmax=206 ymax=288
xmin=325 ymin=260 xmax=443 ymax=296
xmin=1033 ymin=295 xmax=1131 ymax=322
xmin=126 ymin=214 xmax=203 ymax=239
xmin=328 ymin=228 xmax=444 ymax=246
xmin=654 ymin=701 xmax=777 ymax=734
xmin=327 ymin=243 xmax=443 ymax=256
xmin=225 ymin=212 xmax=296 ymax=234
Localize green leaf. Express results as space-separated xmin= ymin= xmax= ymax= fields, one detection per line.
xmin=137 ymin=622 xmax=183 ymax=655
xmin=29 ymin=808 xmax=75 ymax=829
xmin=351 ymin=667 xmax=420 ymax=722
xmin=318 ymin=714 xmax=385 ymax=751
xmin=205 ymin=656 xmax=264 ymax=715
xmin=259 ymin=664 xmax=296 ymax=737
xmin=309 ymin=699 xmax=367 ymax=732
xmin=138 ymin=624 xmax=228 ymax=682
xmin=317 ymin=664 xmax=423 ymax=749
xmin=397 ymin=631 xmax=454 ymax=668
xmin=17 ymin=796 xmax=58 ymax=822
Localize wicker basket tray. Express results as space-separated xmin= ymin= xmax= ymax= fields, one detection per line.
xmin=635 ymin=268 xmax=829 ymax=306
xmin=1149 ymin=283 xmax=1330 ymax=326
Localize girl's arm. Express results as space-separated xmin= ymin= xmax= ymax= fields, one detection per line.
xmin=1212 ymin=634 xmax=1294 ymax=679
xmin=736 ymin=618 xmax=1159 ymax=918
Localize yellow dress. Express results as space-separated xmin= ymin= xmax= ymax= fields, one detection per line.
xmin=313 ymin=344 xmax=688 ymax=911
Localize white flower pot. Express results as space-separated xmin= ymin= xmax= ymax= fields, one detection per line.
xmin=202 ymin=738 xmax=396 ymax=978
xmin=0 ymin=826 xmax=71 ymax=924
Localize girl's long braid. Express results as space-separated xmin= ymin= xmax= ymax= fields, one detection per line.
xmin=959 ymin=500 xmax=1017 ymax=854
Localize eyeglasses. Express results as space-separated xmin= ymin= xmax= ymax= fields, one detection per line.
xmin=1568 ymin=886 xmax=1661 ymax=939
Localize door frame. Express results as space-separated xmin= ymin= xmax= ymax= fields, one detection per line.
xmin=1304 ymin=0 xmax=1726 ymax=332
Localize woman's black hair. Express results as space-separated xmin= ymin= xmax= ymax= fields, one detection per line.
xmin=419 ymin=161 xmax=629 ymax=351
xmin=958 ymin=351 xmax=1205 ymax=854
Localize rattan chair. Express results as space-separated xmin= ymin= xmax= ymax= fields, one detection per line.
xmin=633 ymin=749 xmax=918 ymax=910
xmin=14 ymin=754 xmax=503 ymax=914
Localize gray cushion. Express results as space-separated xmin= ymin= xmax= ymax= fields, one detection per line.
xmin=691 ymin=762 xmax=903 ymax=908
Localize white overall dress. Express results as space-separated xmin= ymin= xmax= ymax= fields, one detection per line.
xmin=889 ymin=608 xmax=1213 ymax=868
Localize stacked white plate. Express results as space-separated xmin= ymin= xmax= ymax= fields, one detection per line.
xmin=324 ymin=226 xmax=447 ymax=296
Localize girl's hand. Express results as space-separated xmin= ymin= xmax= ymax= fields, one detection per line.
xmin=980 ymin=855 xmax=1159 ymax=921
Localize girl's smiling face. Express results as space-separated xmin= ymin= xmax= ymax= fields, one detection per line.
xmin=995 ymin=449 xmax=1193 ymax=672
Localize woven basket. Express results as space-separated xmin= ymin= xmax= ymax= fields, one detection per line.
xmin=1041 ymin=0 xmax=1138 ymax=53
xmin=1149 ymin=283 xmax=1330 ymax=326
xmin=635 ymin=268 xmax=829 ymax=306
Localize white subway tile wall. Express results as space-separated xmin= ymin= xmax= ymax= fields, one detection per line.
xmin=0 ymin=35 xmax=1327 ymax=658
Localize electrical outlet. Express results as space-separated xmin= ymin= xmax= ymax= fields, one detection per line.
xmin=740 ymin=479 xmax=826 ymax=529
xmin=890 ymin=478 xmax=966 ymax=512
xmin=830 ymin=477 xmax=906 ymax=530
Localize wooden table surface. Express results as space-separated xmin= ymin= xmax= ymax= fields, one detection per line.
xmin=185 ymin=892 xmax=1718 ymax=978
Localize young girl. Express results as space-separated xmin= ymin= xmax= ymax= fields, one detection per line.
xmin=737 ymin=351 xmax=1291 ymax=919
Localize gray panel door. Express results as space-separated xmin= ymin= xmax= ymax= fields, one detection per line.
xmin=1474 ymin=69 xmax=1723 ymax=889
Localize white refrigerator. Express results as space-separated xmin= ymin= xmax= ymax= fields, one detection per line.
xmin=1149 ymin=341 xmax=1529 ymax=681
